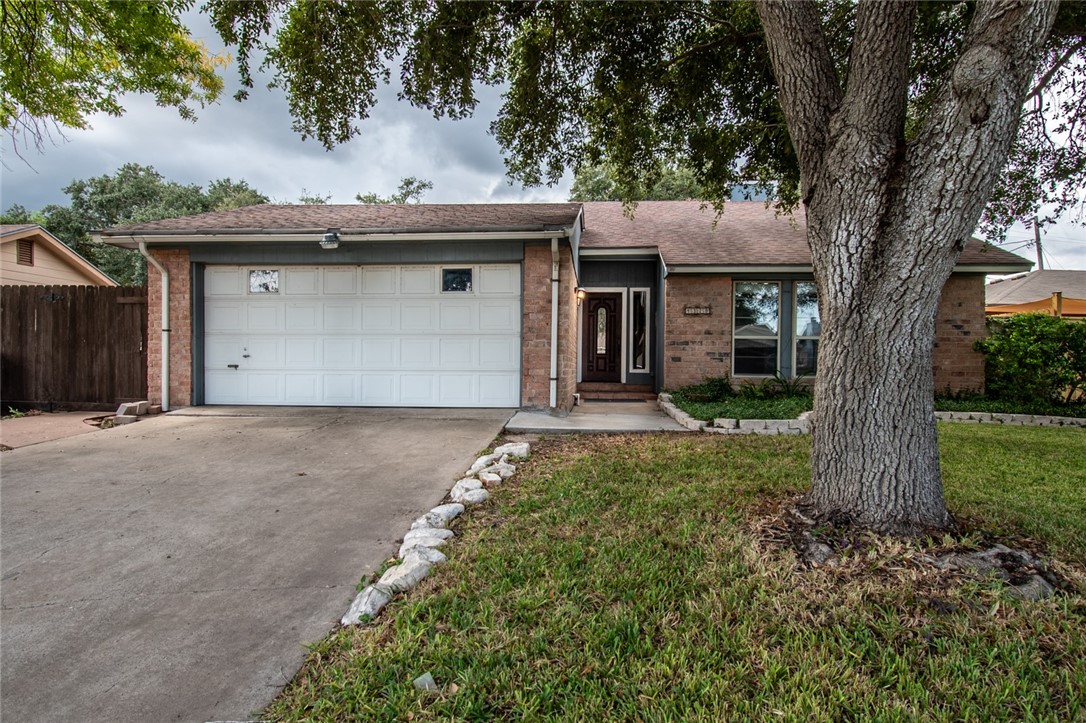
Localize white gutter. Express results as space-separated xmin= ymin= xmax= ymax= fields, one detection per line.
xmin=138 ymin=243 xmax=170 ymax=411
xmin=550 ymin=237 xmax=560 ymax=410
xmin=100 ymin=229 xmax=573 ymax=249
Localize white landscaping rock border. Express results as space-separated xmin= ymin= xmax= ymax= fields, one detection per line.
xmin=658 ymin=393 xmax=1086 ymax=435
xmin=340 ymin=441 xmax=530 ymax=626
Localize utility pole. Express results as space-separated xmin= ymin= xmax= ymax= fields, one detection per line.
xmin=1034 ymin=217 xmax=1044 ymax=270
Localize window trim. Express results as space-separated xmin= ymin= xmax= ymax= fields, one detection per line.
xmin=628 ymin=287 xmax=651 ymax=375
xmin=732 ymin=280 xmax=781 ymax=378
xmin=247 ymin=268 xmax=280 ymax=294
xmin=440 ymin=266 xmax=475 ymax=294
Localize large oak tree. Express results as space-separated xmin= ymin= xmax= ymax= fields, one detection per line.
xmin=207 ymin=0 xmax=1085 ymax=532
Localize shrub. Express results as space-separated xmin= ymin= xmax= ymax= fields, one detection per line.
xmin=975 ymin=313 xmax=1086 ymax=403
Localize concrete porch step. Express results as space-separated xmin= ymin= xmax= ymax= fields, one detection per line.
xmin=577 ymin=382 xmax=655 ymax=400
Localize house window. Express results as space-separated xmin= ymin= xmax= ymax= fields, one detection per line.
xmin=794 ymin=281 xmax=821 ymax=375
xmin=630 ymin=289 xmax=650 ymax=372
xmin=733 ymin=282 xmax=780 ymax=375
xmin=442 ymin=267 xmax=473 ymax=292
xmin=17 ymin=239 xmax=34 ymax=266
xmin=248 ymin=269 xmax=279 ymax=294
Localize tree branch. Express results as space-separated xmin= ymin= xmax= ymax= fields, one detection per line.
xmin=1026 ymin=37 xmax=1086 ymax=101
xmin=754 ymin=0 xmax=842 ymax=199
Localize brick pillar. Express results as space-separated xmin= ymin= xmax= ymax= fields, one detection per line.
xmin=146 ymin=248 xmax=193 ymax=407
xmin=521 ymin=242 xmax=576 ymax=411
xmin=932 ymin=273 xmax=986 ymax=394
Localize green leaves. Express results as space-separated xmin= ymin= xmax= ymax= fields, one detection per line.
xmin=1 ymin=0 xmax=225 ymax=153
xmin=976 ymin=313 xmax=1086 ymax=403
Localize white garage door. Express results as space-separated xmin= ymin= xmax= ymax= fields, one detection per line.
xmin=203 ymin=264 xmax=521 ymax=407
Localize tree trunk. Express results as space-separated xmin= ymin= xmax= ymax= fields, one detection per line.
xmin=756 ymin=0 xmax=1059 ymax=533
xmin=806 ymin=218 xmax=956 ymax=532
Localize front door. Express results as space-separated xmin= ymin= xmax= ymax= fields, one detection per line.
xmin=583 ymin=293 xmax=622 ymax=382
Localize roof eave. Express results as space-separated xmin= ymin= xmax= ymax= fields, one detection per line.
xmin=96 ymin=227 xmax=575 ymax=249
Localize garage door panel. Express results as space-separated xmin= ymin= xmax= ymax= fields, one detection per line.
xmin=361 ymin=302 xmax=397 ymax=330
xmin=478 ymin=338 xmax=518 ymax=368
xmin=244 ymin=339 xmax=283 ymax=368
xmin=439 ymin=303 xmax=474 ymax=331
xmin=323 ymin=268 xmax=358 ymax=294
xmin=479 ymin=374 xmax=519 ymax=406
xmin=246 ymin=304 xmax=281 ymax=331
xmin=323 ymin=375 xmax=358 ymax=403
xmin=400 ymin=338 xmax=436 ymax=367
xmin=479 ymin=301 xmax=519 ymax=331
xmin=323 ymin=303 xmax=357 ymax=330
xmin=284 ymin=338 xmax=319 ymax=366
xmin=207 ymin=268 xmax=244 ymax=296
xmin=206 ymin=303 xmax=244 ymax=331
xmin=284 ymin=374 xmax=320 ymax=403
xmin=361 ymin=338 xmax=397 ymax=367
xmin=439 ymin=338 xmax=474 ymax=366
xmin=362 ymin=267 xmax=396 ymax=294
xmin=479 ymin=265 xmax=519 ymax=294
xmin=284 ymin=268 xmax=319 ymax=294
xmin=246 ymin=374 xmax=282 ymax=402
xmin=361 ymin=375 xmax=396 ymax=404
xmin=323 ymin=338 xmax=360 ymax=367
xmin=285 ymin=303 xmax=320 ymax=330
xmin=205 ymin=371 xmax=243 ymax=402
xmin=400 ymin=302 xmax=435 ymax=330
xmin=205 ymin=263 xmax=520 ymax=407
xmin=401 ymin=267 xmax=435 ymax=294
xmin=205 ymin=339 xmax=244 ymax=366
xmin=400 ymin=375 xmax=436 ymax=404
xmin=439 ymin=375 xmax=475 ymax=405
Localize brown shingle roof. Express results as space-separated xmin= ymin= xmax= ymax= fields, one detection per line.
xmin=97 ymin=199 xmax=1030 ymax=270
xmin=579 ymin=200 xmax=1030 ymax=269
xmin=99 ymin=203 xmax=583 ymax=235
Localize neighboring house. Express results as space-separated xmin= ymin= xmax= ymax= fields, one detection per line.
xmin=985 ymin=269 xmax=1086 ymax=319
xmin=0 ymin=225 xmax=116 ymax=286
xmin=96 ymin=201 xmax=1030 ymax=411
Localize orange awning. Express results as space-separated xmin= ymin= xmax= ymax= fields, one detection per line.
xmin=986 ymin=295 xmax=1086 ymax=317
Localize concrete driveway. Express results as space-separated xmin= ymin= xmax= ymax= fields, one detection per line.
xmin=1 ymin=407 xmax=512 ymax=723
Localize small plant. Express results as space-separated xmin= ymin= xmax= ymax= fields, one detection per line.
xmin=4 ymin=407 xmax=27 ymax=419
xmin=737 ymin=372 xmax=812 ymax=400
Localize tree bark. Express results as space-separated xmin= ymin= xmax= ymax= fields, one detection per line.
xmin=756 ymin=0 xmax=1059 ymax=532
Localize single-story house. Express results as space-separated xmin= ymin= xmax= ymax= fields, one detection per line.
xmin=986 ymin=269 xmax=1086 ymax=319
xmin=1 ymin=224 xmax=116 ymax=286
xmin=97 ymin=201 xmax=1030 ymax=412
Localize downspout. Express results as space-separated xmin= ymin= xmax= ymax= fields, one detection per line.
xmin=138 ymin=242 xmax=170 ymax=411
xmin=550 ymin=236 xmax=560 ymax=410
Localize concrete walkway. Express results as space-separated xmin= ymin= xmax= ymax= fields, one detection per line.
xmin=0 ymin=411 xmax=106 ymax=450
xmin=505 ymin=400 xmax=689 ymax=434
xmin=1 ymin=407 xmax=512 ymax=723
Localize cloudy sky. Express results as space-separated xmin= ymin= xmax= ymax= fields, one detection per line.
xmin=1 ymin=10 xmax=1084 ymax=270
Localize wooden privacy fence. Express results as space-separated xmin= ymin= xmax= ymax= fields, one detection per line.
xmin=1 ymin=285 xmax=147 ymax=410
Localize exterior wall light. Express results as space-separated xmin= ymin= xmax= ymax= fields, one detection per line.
xmin=576 ymin=287 xmax=587 ymax=300
xmin=320 ymin=230 xmax=340 ymax=249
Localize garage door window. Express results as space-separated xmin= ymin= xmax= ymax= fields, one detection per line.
xmin=249 ymin=269 xmax=279 ymax=294
xmin=442 ymin=268 xmax=473 ymax=293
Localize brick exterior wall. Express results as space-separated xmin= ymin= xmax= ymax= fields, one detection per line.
xmin=932 ymin=273 xmax=986 ymax=394
xmin=146 ymin=248 xmax=193 ymax=407
xmin=663 ymin=275 xmax=734 ymax=389
xmin=521 ymin=242 xmax=577 ymax=411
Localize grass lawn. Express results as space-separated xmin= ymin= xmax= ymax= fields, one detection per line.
xmin=267 ymin=425 xmax=1086 ymax=721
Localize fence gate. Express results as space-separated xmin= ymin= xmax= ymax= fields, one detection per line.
xmin=1 ymin=285 xmax=147 ymax=411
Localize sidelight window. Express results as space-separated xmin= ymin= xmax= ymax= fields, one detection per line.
xmin=630 ymin=289 xmax=650 ymax=372
xmin=794 ymin=281 xmax=821 ymax=375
